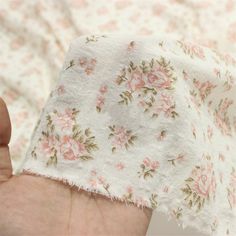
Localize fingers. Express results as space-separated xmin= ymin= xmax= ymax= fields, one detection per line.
xmin=0 ymin=98 xmax=12 ymax=181
xmin=0 ymin=98 xmax=11 ymax=145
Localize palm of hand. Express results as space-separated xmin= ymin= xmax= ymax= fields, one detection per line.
xmin=0 ymin=98 xmax=152 ymax=236
xmin=0 ymin=99 xmax=73 ymax=236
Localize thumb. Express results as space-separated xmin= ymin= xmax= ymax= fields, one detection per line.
xmin=0 ymin=98 xmax=12 ymax=182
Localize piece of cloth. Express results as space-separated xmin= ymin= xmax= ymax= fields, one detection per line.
xmin=1 ymin=1 xmax=236 ymax=236
xmin=17 ymin=33 xmax=236 ymax=236
xmin=1 ymin=0 xmax=236 ymax=173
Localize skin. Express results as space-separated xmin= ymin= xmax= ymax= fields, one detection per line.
xmin=0 ymin=98 xmax=153 ymax=236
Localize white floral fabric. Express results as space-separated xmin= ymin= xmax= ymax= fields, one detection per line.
xmin=1 ymin=1 xmax=236 ymax=235
xmin=17 ymin=33 xmax=236 ymax=236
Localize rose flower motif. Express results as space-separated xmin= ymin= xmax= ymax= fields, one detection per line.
xmin=60 ymin=135 xmax=87 ymax=160
xmin=127 ymin=70 xmax=145 ymax=92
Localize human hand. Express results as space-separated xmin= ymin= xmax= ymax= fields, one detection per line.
xmin=0 ymin=98 xmax=152 ymax=236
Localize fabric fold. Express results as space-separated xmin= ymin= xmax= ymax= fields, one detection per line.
xmin=17 ymin=33 xmax=236 ymax=236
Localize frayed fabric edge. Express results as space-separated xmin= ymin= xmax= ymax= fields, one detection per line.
xmin=18 ymin=167 xmax=218 ymax=236
xmin=21 ymin=168 xmax=151 ymax=211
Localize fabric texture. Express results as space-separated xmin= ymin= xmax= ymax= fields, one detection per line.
xmin=1 ymin=0 xmax=236 ymax=173
xmin=17 ymin=33 xmax=236 ymax=236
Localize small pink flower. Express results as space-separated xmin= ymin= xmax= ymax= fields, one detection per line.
xmin=99 ymin=85 xmax=108 ymax=94
xmin=151 ymin=161 xmax=159 ymax=170
xmin=127 ymin=186 xmax=133 ymax=194
xmin=53 ymin=109 xmax=74 ymax=131
xmin=146 ymin=66 xmax=172 ymax=90
xmin=89 ymin=179 xmax=97 ymax=188
xmin=96 ymin=95 xmax=105 ymax=107
xmin=152 ymin=3 xmax=165 ymax=16
xmin=185 ymin=42 xmax=205 ymax=59
xmin=98 ymin=176 xmax=105 ymax=184
xmin=135 ymin=196 xmax=149 ymax=207
xmin=116 ymin=162 xmax=125 ymax=170
xmin=57 ymin=85 xmax=65 ymax=95
xmin=127 ymin=70 xmax=145 ymax=92
xmin=79 ymin=57 xmax=87 ymax=67
xmin=154 ymin=93 xmax=175 ymax=117
xmin=79 ymin=57 xmax=97 ymax=75
xmin=192 ymin=163 xmax=216 ymax=198
xmin=91 ymin=169 xmax=97 ymax=176
xmin=60 ymin=135 xmax=87 ymax=160
xmin=191 ymin=45 xmax=205 ymax=59
xmin=143 ymin=157 xmax=151 ymax=167
xmin=112 ymin=126 xmax=131 ymax=148
xmin=40 ymin=135 xmax=57 ymax=156
xmin=214 ymin=113 xmax=230 ymax=135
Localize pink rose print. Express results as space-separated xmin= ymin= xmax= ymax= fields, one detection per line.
xmin=40 ymin=134 xmax=57 ymax=156
xmin=138 ymin=157 xmax=160 ymax=179
xmin=79 ymin=57 xmax=97 ymax=75
xmin=146 ymin=66 xmax=172 ymax=90
xmin=60 ymin=135 xmax=87 ymax=160
xmin=193 ymin=78 xmax=217 ymax=102
xmin=108 ymin=125 xmax=138 ymax=153
xmin=99 ymin=85 xmax=108 ymax=94
xmin=31 ymin=108 xmax=99 ymax=166
xmin=192 ymin=163 xmax=216 ymax=198
xmin=57 ymin=85 xmax=65 ymax=95
xmin=127 ymin=70 xmax=145 ymax=92
xmin=116 ymin=58 xmax=178 ymax=119
xmin=213 ymin=98 xmax=234 ymax=136
xmin=178 ymin=40 xmax=205 ymax=59
xmin=88 ymin=171 xmax=110 ymax=194
xmin=96 ymin=84 xmax=108 ymax=112
xmin=181 ymin=160 xmax=216 ymax=211
xmin=115 ymin=162 xmax=125 ymax=170
xmin=52 ymin=108 xmax=74 ymax=131
xmin=214 ymin=50 xmax=236 ymax=66
xmin=96 ymin=95 xmax=105 ymax=112
xmin=152 ymin=92 xmax=178 ymax=118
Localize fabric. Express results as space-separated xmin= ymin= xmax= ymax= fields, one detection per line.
xmin=1 ymin=1 xmax=236 ymax=236
xmin=17 ymin=33 xmax=236 ymax=236
xmin=1 ymin=0 xmax=236 ymax=173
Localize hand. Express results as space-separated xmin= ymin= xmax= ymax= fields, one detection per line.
xmin=0 ymin=98 xmax=153 ymax=236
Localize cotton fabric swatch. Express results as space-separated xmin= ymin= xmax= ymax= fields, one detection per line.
xmin=18 ymin=33 xmax=236 ymax=236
